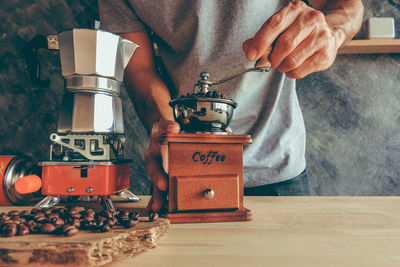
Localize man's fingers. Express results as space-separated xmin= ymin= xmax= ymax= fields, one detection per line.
xmin=270 ymin=16 xmax=317 ymax=69
xmin=146 ymin=119 xmax=180 ymax=172
xmin=146 ymin=195 xmax=153 ymax=213
xmin=149 ymin=120 xmax=180 ymax=144
xmin=151 ymin=186 xmax=163 ymax=212
xmin=144 ymin=119 xmax=179 ymax=215
xmin=276 ymin=29 xmax=323 ymax=73
xmin=254 ymin=46 xmax=272 ymax=69
xmin=285 ymin=49 xmax=330 ymax=79
xmin=146 ymin=157 xmax=168 ymax=191
xmin=159 ymin=120 xmax=180 ymax=134
xmin=242 ymin=38 xmax=252 ymax=54
xmin=161 ymin=143 xmax=169 ymax=174
xmin=246 ymin=1 xmax=307 ymax=61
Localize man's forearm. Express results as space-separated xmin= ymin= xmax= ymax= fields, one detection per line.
xmin=320 ymin=0 xmax=364 ymax=49
xmin=121 ymin=32 xmax=174 ymax=132
xmin=124 ymin=68 xmax=174 ymax=132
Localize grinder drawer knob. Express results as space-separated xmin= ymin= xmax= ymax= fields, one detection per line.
xmin=201 ymin=189 xmax=215 ymax=200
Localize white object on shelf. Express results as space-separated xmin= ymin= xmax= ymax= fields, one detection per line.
xmin=367 ymin=17 xmax=395 ymax=39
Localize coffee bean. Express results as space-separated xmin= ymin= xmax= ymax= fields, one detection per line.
xmin=1 ymin=223 xmax=17 ymax=237
xmin=129 ymin=212 xmax=139 ymax=220
xmin=119 ymin=211 xmax=129 ymax=218
xmin=149 ymin=212 xmax=159 ymax=222
xmin=118 ymin=215 xmax=129 ymax=222
xmin=103 ymin=210 xmax=113 ymax=219
xmin=26 ymin=220 xmax=39 ymax=233
xmin=9 ymin=217 xmax=21 ymax=225
xmin=47 ymin=213 xmax=59 ymax=220
xmin=40 ymin=223 xmax=56 ymax=233
xmin=82 ymin=215 xmax=95 ymax=222
xmin=96 ymin=216 xmax=107 ymax=226
xmin=62 ymin=225 xmax=78 ymax=236
xmin=81 ymin=220 xmax=95 ymax=230
xmin=121 ymin=219 xmax=138 ymax=228
xmin=30 ymin=208 xmax=41 ymax=214
xmin=17 ymin=224 xmax=30 ymax=236
xmin=107 ymin=217 xmax=117 ymax=227
xmin=65 ymin=228 xmax=78 ymax=237
xmin=57 ymin=207 xmax=68 ymax=215
xmin=101 ymin=225 xmax=111 ymax=232
xmin=71 ymin=218 xmax=80 ymax=228
xmin=42 ymin=208 xmax=52 ymax=215
xmin=69 ymin=212 xmax=81 ymax=219
xmin=33 ymin=213 xmax=46 ymax=223
xmin=51 ymin=218 xmax=65 ymax=229
xmin=33 ymin=212 xmax=45 ymax=218
xmin=111 ymin=210 xmax=118 ymax=217
xmin=82 ymin=209 xmax=95 ymax=216
xmin=7 ymin=210 xmax=19 ymax=217
xmin=19 ymin=210 xmax=30 ymax=217
xmin=68 ymin=207 xmax=81 ymax=215
xmin=81 ymin=216 xmax=94 ymax=222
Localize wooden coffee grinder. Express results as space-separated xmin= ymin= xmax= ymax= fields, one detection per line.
xmin=161 ymin=68 xmax=268 ymax=223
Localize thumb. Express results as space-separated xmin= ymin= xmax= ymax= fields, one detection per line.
xmin=242 ymin=38 xmax=253 ymax=55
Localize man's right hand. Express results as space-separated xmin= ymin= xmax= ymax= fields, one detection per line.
xmin=144 ymin=120 xmax=180 ymax=213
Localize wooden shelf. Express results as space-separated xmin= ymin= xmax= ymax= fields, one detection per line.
xmin=338 ymin=39 xmax=400 ymax=54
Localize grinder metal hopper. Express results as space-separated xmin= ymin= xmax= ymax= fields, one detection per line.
xmin=170 ymin=67 xmax=269 ymax=133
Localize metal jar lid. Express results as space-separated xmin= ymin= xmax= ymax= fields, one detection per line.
xmin=3 ymin=155 xmax=39 ymax=205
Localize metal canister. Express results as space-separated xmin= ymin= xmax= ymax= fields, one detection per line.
xmin=0 ymin=155 xmax=39 ymax=205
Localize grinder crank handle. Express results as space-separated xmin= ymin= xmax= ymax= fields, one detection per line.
xmin=22 ymin=35 xmax=51 ymax=88
xmin=209 ymin=67 xmax=269 ymax=86
xmin=207 ymin=46 xmax=273 ymax=86
xmin=254 ymin=45 xmax=272 ymax=69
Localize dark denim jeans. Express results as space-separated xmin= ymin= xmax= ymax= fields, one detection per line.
xmin=244 ymin=170 xmax=310 ymax=196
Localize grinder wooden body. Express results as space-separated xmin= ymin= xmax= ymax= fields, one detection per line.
xmin=161 ymin=133 xmax=252 ymax=223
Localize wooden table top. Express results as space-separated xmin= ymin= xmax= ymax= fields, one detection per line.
xmin=106 ymin=196 xmax=400 ymax=267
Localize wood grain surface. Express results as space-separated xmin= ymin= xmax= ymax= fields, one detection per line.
xmin=0 ymin=198 xmax=168 ymax=267
xmin=107 ymin=196 xmax=400 ymax=267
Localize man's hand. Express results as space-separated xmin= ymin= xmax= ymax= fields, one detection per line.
xmin=144 ymin=120 xmax=180 ymax=213
xmin=243 ymin=0 xmax=363 ymax=78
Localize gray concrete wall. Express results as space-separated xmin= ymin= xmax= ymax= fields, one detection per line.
xmin=0 ymin=1 xmax=399 ymax=195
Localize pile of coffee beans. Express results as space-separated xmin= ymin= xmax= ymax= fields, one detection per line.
xmin=0 ymin=206 xmax=156 ymax=238
xmin=180 ymin=90 xmax=226 ymax=99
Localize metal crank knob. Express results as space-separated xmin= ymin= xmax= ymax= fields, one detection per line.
xmin=201 ymin=189 xmax=215 ymax=200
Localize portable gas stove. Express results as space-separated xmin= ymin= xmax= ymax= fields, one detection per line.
xmin=161 ymin=68 xmax=268 ymax=223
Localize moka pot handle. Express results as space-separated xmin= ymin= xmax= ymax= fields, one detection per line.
xmin=22 ymin=34 xmax=52 ymax=88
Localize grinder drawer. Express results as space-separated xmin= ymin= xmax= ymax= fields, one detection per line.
xmin=174 ymin=174 xmax=239 ymax=211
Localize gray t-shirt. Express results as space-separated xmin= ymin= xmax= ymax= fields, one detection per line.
xmin=98 ymin=0 xmax=306 ymax=187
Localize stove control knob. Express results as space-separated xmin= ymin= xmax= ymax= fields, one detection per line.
xmin=201 ymin=189 xmax=214 ymax=200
